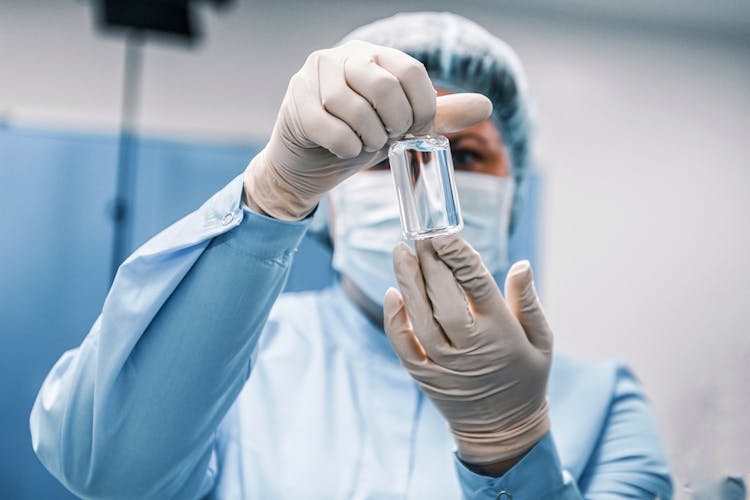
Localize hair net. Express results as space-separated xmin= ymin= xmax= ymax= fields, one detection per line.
xmin=309 ymin=11 xmax=534 ymax=246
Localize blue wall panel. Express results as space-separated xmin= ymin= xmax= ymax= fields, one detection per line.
xmin=1 ymin=127 xmax=118 ymax=499
xmin=0 ymin=125 xmax=538 ymax=499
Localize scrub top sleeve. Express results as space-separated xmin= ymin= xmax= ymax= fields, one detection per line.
xmin=576 ymin=362 xmax=674 ymax=499
xmin=30 ymin=173 xmax=312 ymax=499
xmin=453 ymin=432 xmax=583 ymax=499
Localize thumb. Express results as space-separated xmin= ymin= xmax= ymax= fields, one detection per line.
xmin=433 ymin=93 xmax=493 ymax=134
xmin=383 ymin=287 xmax=427 ymax=365
xmin=504 ymin=260 xmax=553 ymax=352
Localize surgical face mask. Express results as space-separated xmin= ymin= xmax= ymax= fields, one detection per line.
xmin=330 ymin=170 xmax=515 ymax=307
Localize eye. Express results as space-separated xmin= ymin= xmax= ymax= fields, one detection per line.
xmin=368 ymin=158 xmax=390 ymax=171
xmin=451 ymin=149 xmax=482 ymax=168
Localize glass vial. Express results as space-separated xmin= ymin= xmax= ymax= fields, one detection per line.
xmin=388 ymin=134 xmax=463 ymax=240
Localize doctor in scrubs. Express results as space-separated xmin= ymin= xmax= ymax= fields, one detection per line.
xmin=30 ymin=12 xmax=673 ymax=499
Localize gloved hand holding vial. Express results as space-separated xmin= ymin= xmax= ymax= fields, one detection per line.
xmin=241 ymin=41 xmax=492 ymax=222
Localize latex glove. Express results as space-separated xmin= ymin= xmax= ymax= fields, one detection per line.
xmin=243 ymin=40 xmax=493 ymax=220
xmin=383 ymin=235 xmax=553 ymax=465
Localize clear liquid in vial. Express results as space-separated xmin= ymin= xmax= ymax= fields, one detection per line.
xmin=388 ymin=135 xmax=463 ymax=240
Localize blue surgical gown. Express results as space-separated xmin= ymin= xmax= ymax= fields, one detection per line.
xmin=30 ymin=175 xmax=673 ymax=499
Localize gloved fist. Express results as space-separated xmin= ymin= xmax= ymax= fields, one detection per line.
xmin=243 ymin=40 xmax=493 ymax=220
xmin=383 ymin=235 xmax=553 ymax=465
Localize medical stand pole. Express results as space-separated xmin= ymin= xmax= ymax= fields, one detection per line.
xmin=110 ymin=30 xmax=144 ymax=283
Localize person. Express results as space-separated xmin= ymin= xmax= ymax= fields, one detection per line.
xmin=30 ymin=12 xmax=673 ymax=499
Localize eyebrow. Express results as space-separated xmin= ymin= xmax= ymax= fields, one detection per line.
xmin=450 ymin=132 xmax=489 ymax=146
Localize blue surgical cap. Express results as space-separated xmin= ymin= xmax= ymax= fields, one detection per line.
xmin=309 ymin=11 xmax=534 ymax=245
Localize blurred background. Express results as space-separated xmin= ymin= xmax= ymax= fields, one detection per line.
xmin=1 ymin=0 xmax=749 ymax=498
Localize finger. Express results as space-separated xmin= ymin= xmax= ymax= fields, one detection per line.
xmin=375 ymin=48 xmax=436 ymax=136
xmin=392 ymin=242 xmax=451 ymax=358
xmin=414 ymin=239 xmax=476 ymax=347
xmin=430 ymin=234 xmax=506 ymax=316
xmin=433 ymin=93 xmax=493 ymax=135
xmin=504 ymin=260 xmax=553 ymax=352
xmin=291 ymin=72 xmax=362 ymax=159
xmin=344 ymin=55 xmax=413 ymax=138
xmin=383 ymin=287 xmax=429 ymax=366
xmin=318 ymin=53 xmax=389 ymax=153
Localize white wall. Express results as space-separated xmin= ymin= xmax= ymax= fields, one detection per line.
xmin=2 ymin=0 xmax=749 ymax=488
